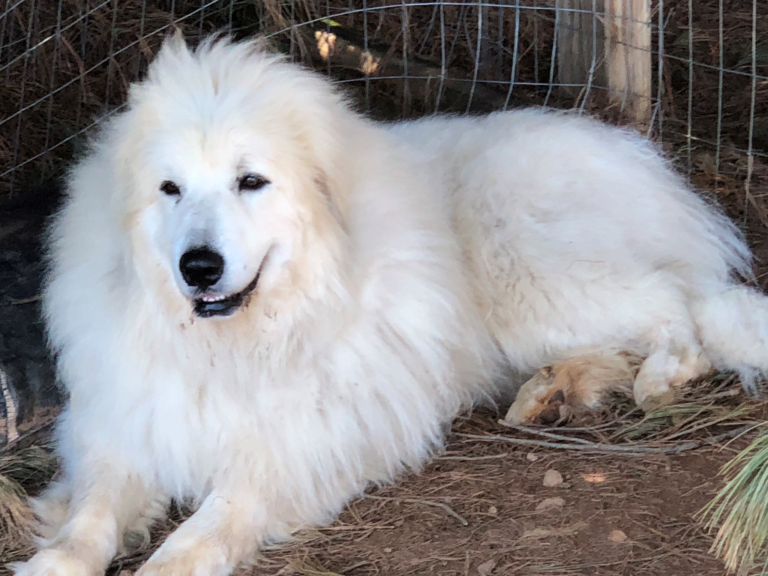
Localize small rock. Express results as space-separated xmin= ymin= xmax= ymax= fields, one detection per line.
xmin=477 ymin=558 xmax=497 ymax=576
xmin=488 ymin=505 xmax=498 ymax=515
xmin=384 ymin=547 xmax=392 ymax=553
xmin=535 ymin=496 xmax=565 ymax=513
xmin=543 ymin=469 xmax=564 ymax=487
xmin=526 ymin=452 xmax=539 ymax=462
xmin=609 ymin=529 xmax=628 ymax=543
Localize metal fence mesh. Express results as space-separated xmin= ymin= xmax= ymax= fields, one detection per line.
xmin=0 ymin=0 xmax=766 ymax=230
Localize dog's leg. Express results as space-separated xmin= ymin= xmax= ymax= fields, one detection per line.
xmin=13 ymin=470 xmax=157 ymax=576
xmin=135 ymin=490 xmax=264 ymax=576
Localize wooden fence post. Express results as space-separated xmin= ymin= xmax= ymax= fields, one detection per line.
xmin=557 ymin=0 xmax=652 ymax=124
xmin=604 ymin=0 xmax=652 ymax=123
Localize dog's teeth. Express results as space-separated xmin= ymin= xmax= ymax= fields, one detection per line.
xmin=201 ymin=295 xmax=227 ymax=302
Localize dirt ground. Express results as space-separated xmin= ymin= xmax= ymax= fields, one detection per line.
xmin=251 ymin=426 xmax=735 ymax=576
xmin=241 ymin=421 xmax=739 ymax=576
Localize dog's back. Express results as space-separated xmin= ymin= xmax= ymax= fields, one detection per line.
xmin=389 ymin=109 xmax=766 ymax=415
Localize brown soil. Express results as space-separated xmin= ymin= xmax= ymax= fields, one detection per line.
xmin=244 ymin=429 xmax=736 ymax=576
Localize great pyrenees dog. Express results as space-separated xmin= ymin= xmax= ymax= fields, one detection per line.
xmin=14 ymin=34 xmax=768 ymax=575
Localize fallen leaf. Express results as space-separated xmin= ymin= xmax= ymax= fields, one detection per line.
xmin=609 ymin=529 xmax=628 ymax=543
xmin=477 ymin=558 xmax=497 ymax=575
xmin=582 ymin=472 xmax=606 ymax=484
xmin=543 ymin=468 xmax=564 ymax=487
xmin=535 ymin=496 xmax=565 ymax=513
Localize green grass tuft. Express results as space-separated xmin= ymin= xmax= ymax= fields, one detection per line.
xmin=700 ymin=429 xmax=768 ymax=575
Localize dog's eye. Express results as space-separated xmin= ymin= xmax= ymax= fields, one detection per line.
xmin=239 ymin=173 xmax=270 ymax=193
xmin=160 ymin=181 xmax=181 ymax=197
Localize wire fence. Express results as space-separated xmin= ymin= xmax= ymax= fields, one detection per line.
xmin=0 ymin=0 xmax=766 ymax=230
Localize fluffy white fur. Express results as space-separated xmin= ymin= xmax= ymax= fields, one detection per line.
xmin=13 ymin=35 xmax=768 ymax=576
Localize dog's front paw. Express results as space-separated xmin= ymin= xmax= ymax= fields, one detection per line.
xmin=11 ymin=548 xmax=96 ymax=576
xmin=136 ymin=542 xmax=229 ymax=576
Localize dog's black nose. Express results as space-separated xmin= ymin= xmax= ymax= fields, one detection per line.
xmin=179 ymin=247 xmax=224 ymax=290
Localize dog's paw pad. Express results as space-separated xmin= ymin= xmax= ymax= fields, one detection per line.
xmin=536 ymin=389 xmax=571 ymax=425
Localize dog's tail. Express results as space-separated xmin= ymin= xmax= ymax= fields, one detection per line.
xmin=694 ymin=286 xmax=768 ymax=395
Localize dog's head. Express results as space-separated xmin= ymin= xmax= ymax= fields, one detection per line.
xmin=108 ymin=35 xmax=349 ymax=319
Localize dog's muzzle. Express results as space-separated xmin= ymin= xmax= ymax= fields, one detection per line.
xmin=179 ymin=247 xmax=270 ymax=318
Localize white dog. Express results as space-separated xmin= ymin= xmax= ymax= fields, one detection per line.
xmin=14 ymin=35 xmax=768 ymax=576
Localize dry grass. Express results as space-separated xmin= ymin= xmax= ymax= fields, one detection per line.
xmin=0 ymin=444 xmax=56 ymax=565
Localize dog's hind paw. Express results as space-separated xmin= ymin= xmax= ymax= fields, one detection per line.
xmin=503 ymin=353 xmax=639 ymax=425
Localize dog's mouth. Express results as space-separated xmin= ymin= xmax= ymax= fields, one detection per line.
xmin=192 ymin=252 xmax=270 ymax=318
xmin=193 ymin=273 xmax=260 ymax=318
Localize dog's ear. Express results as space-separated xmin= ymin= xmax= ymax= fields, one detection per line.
xmin=160 ymin=28 xmax=188 ymax=57
xmin=143 ymin=30 xmax=192 ymax=83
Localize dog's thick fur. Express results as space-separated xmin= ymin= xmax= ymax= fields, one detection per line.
xmin=14 ymin=36 xmax=768 ymax=576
